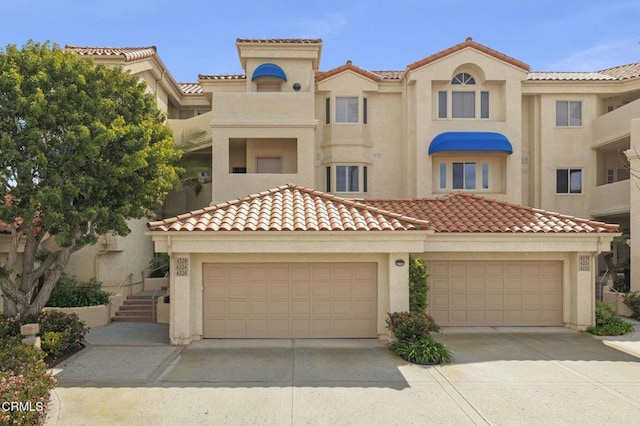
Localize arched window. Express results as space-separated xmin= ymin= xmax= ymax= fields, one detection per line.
xmin=438 ymin=72 xmax=488 ymax=119
xmin=452 ymin=73 xmax=475 ymax=85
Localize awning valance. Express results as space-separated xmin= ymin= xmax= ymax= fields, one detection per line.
xmin=429 ymin=132 xmax=513 ymax=154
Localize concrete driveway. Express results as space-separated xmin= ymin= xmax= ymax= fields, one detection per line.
xmin=46 ymin=324 xmax=640 ymax=425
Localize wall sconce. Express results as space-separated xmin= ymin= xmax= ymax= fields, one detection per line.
xmin=293 ymin=82 xmax=301 ymax=91
xmin=395 ymin=259 xmax=405 ymax=267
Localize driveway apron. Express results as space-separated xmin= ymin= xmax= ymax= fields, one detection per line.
xmin=46 ymin=325 xmax=640 ymax=425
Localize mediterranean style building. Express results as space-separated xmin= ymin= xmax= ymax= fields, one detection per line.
xmin=17 ymin=38 xmax=637 ymax=339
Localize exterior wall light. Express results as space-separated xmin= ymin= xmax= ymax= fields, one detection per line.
xmin=395 ymin=259 xmax=405 ymax=267
xmin=293 ymin=83 xmax=301 ymax=91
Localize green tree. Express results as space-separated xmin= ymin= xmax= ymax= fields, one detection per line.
xmin=409 ymin=257 xmax=428 ymax=314
xmin=0 ymin=41 xmax=180 ymax=316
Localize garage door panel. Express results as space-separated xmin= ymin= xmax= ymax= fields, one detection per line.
xmin=355 ymin=281 xmax=376 ymax=298
xmin=333 ymin=283 xmax=354 ymax=299
xmin=270 ymin=301 xmax=289 ymax=318
xmin=451 ymin=279 xmax=467 ymax=293
xmin=332 ymin=264 xmax=353 ymax=280
xmin=291 ymin=301 xmax=310 ymax=317
xmin=467 ymin=279 xmax=485 ymax=294
xmin=227 ymin=301 xmax=247 ymax=318
xmin=467 ymin=295 xmax=486 ymax=309
xmin=228 ymin=283 xmax=247 ymax=299
xmin=248 ymin=283 xmax=269 ymax=299
xmin=312 ymin=282 xmax=331 ymax=299
xmin=504 ymin=279 xmax=522 ymax=293
xmin=204 ymin=263 xmax=377 ymax=338
xmin=248 ymin=265 xmax=269 ymax=281
xmin=312 ymin=301 xmax=331 ymax=318
xmin=428 ymin=261 xmax=562 ymax=326
xmin=247 ymin=301 xmax=268 ymax=317
xmin=270 ymin=283 xmax=290 ymax=299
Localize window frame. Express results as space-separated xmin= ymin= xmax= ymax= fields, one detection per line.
xmin=556 ymin=101 xmax=582 ymax=127
xmin=335 ymin=96 xmax=359 ymax=124
xmin=438 ymin=73 xmax=489 ymax=120
xmin=335 ymin=165 xmax=360 ymax=192
xmin=556 ymin=168 xmax=583 ymax=194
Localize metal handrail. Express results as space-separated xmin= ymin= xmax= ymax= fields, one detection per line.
xmin=597 ymin=267 xmax=610 ymax=301
xmin=111 ymin=273 xmax=134 ymax=296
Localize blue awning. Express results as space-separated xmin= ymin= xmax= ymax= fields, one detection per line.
xmin=429 ymin=132 xmax=513 ymax=154
xmin=251 ymin=63 xmax=287 ymax=81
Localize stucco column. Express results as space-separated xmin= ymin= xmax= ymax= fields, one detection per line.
xmin=567 ymin=253 xmax=596 ymax=329
xmin=626 ymin=118 xmax=640 ymax=292
xmin=169 ymin=253 xmax=192 ymax=345
xmin=388 ymin=253 xmax=410 ymax=313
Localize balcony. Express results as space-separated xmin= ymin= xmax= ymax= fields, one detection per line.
xmin=593 ymin=99 xmax=640 ymax=148
xmin=210 ymin=92 xmax=316 ymax=127
xmin=591 ymin=180 xmax=630 ymax=217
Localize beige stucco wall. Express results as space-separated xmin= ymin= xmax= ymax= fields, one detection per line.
xmin=65 ymin=219 xmax=153 ymax=287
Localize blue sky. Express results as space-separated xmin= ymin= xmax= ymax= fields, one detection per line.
xmin=1 ymin=0 xmax=639 ymax=82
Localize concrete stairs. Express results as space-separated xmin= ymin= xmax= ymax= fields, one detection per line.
xmin=113 ymin=290 xmax=167 ymax=323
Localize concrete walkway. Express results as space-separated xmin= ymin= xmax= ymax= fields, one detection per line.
xmin=45 ymin=324 xmax=640 ymax=425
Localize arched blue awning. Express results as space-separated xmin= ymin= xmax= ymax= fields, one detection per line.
xmin=429 ymin=132 xmax=513 ymax=154
xmin=251 ymin=63 xmax=287 ymax=81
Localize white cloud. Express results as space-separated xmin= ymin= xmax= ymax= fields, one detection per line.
xmin=542 ymin=38 xmax=640 ymax=71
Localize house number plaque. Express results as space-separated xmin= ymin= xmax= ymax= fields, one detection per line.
xmin=579 ymin=255 xmax=590 ymax=272
xmin=175 ymin=258 xmax=189 ymax=276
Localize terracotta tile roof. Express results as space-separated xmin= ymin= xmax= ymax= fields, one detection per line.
xmin=198 ymin=74 xmax=247 ymax=80
xmin=177 ymin=83 xmax=203 ymax=94
xmin=363 ymin=193 xmax=619 ymax=233
xmin=528 ymin=63 xmax=640 ymax=81
xmin=408 ymin=37 xmax=530 ymax=72
xmin=316 ymin=61 xmax=383 ymax=82
xmin=371 ymin=70 xmax=404 ymax=80
xmin=236 ymin=38 xmax=322 ymax=45
xmin=147 ymin=184 xmax=430 ymax=232
xmin=65 ymin=45 xmax=157 ymax=62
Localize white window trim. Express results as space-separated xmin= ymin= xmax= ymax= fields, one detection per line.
xmin=335 ymin=96 xmax=359 ymax=124
xmin=555 ymin=100 xmax=583 ymax=128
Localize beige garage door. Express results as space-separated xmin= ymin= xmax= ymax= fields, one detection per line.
xmin=428 ymin=261 xmax=562 ymax=326
xmin=203 ymin=263 xmax=377 ymax=338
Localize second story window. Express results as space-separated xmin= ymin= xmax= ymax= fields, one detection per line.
xmin=439 ymin=73 xmax=489 ymax=119
xmin=556 ymin=101 xmax=582 ymax=127
xmin=336 ymin=97 xmax=359 ymax=123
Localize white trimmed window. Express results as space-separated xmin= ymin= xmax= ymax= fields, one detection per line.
xmin=556 ymin=101 xmax=582 ymax=127
xmin=336 ymin=97 xmax=359 ymax=123
xmin=439 ymin=73 xmax=489 ymax=119
xmin=556 ymin=168 xmax=582 ymax=194
xmin=436 ymin=159 xmax=499 ymax=193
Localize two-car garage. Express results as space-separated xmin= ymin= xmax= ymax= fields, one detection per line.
xmin=203 ymin=262 xmax=378 ymax=338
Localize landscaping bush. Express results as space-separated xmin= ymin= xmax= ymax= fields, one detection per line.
xmin=586 ymin=301 xmax=634 ymax=336
xmin=386 ymin=311 xmax=440 ymax=341
xmin=409 ymin=257 xmax=428 ymax=314
xmin=46 ymin=275 xmax=111 ymax=308
xmin=0 ymin=337 xmax=57 ymax=425
xmin=0 ymin=311 xmax=88 ymax=361
xmin=388 ymin=335 xmax=453 ymax=365
xmin=624 ymin=292 xmax=640 ymax=321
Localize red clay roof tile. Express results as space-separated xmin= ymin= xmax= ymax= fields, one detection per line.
xmin=65 ymin=45 xmax=157 ymax=62
xmin=407 ymin=38 xmax=530 ymax=72
xmin=148 ymin=184 xmax=430 ymax=232
xmin=363 ymin=193 xmax=618 ymax=233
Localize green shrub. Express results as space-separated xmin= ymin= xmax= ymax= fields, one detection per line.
xmin=46 ymin=275 xmax=111 ymax=307
xmin=586 ymin=301 xmax=634 ymax=336
xmin=0 ymin=311 xmax=88 ymax=360
xmin=389 ymin=335 xmax=453 ymax=365
xmin=0 ymin=337 xmax=57 ymax=425
xmin=624 ymin=292 xmax=640 ymax=321
xmin=386 ymin=311 xmax=440 ymax=341
xmin=409 ymin=257 xmax=428 ymax=314
xmin=37 ymin=310 xmax=88 ymax=358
